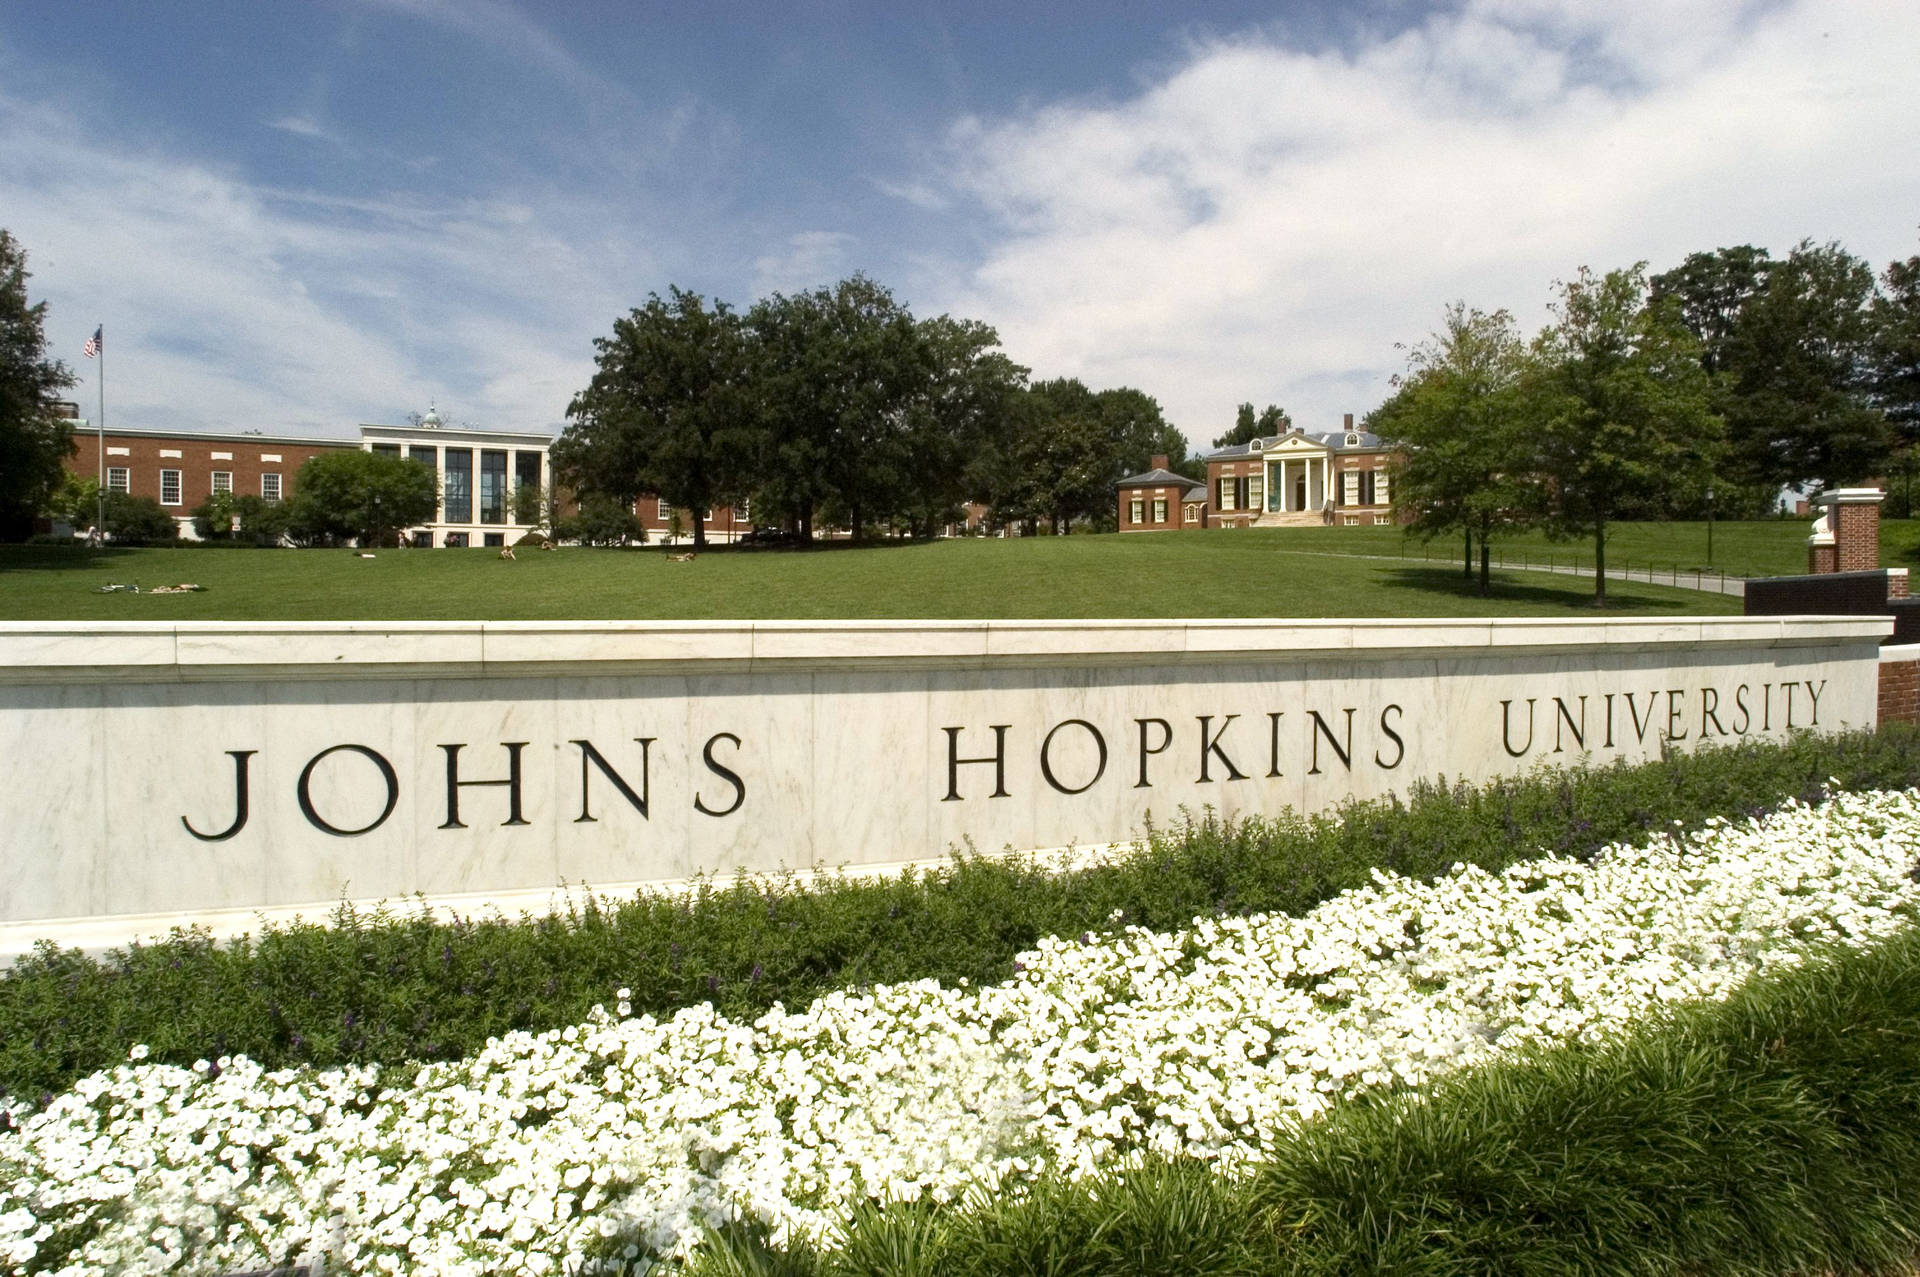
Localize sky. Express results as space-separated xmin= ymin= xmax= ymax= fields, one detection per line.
xmin=2 ymin=0 xmax=1917 ymax=450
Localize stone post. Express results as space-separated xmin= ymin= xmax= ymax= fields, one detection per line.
xmin=1809 ymin=488 xmax=1884 ymax=575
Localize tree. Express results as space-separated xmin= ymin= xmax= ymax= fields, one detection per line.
xmin=1379 ymin=303 xmax=1537 ymax=594
xmin=748 ymin=276 xmax=928 ymax=543
xmin=0 ymin=230 xmax=77 ymax=540
xmin=1650 ymin=245 xmax=1772 ymax=376
xmin=1873 ymin=243 xmax=1920 ymax=447
xmin=1531 ymin=265 xmax=1722 ymax=605
xmin=896 ymin=314 xmax=1026 ymax=539
xmin=1212 ymin=402 xmax=1288 ymax=449
xmin=1718 ymin=240 xmax=1887 ymax=488
xmin=557 ymin=288 xmax=753 ymax=552
xmin=555 ymin=493 xmax=644 ymax=546
xmin=288 ymin=450 xmax=438 ymax=547
xmin=189 ymin=491 xmax=291 ymax=545
xmin=99 ymin=493 xmax=178 ymax=544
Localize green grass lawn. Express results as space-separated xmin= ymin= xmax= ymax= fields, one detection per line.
xmin=0 ymin=531 xmax=1746 ymax=621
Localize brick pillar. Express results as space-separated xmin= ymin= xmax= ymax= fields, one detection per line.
xmin=1808 ymin=505 xmax=1837 ymax=573
xmin=1891 ymin=568 xmax=1910 ymax=600
xmin=1831 ymin=488 xmax=1884 ymax=572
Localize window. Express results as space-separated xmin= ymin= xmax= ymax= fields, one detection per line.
xmin=1247 ymin=475 xmax=1265 ymax=510
xmin=1375 ymin=471 xmax=1390 ymax=505
xmin=211 ymin=471 xmax=232 ymax=495
xmin=1130 ymin=498 xmax=1145 ymax=524
xmin=736 ymin=497 xmax=750 ymax=520
xmin=657 ymin=498 xmax=673 ymax=519
xmin=159 ymin=470 xmax=182 ymax=506
xmin=370 ymin=443 xmax=401 ymax=458
xmin=107 ymin=467 xmax=129 ymax=493
xmin=479 ymin=450 xmax=507 ymax=524
xmin=445 ymin=532 xmax=468 ymax=548
xmin=1358 ymin=471 xmax=1376 ymax=505
xmin=484 ymin=532 xmax=505 ymax=547
xmin=444 ymin=449 xmax=472 ymax=522
xmin=514 ymin=450 xmax=541 ymax=498
xmin=1152 ymin=498 xmax=1167 ymax=523
xmin=1216 ymin=477 xmax=1235 ymax=511
xmin=262 ymin=472 xmax=282 ymax=502
xmin=406 ymin=444 xmax=436 ymax=470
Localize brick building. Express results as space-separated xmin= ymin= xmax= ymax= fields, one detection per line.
xmin=1117 ymin=414 xmax=1400 ymax=533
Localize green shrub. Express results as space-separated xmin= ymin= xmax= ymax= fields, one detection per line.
xmin=4 ymin=727 xmax=1920 ymax=1102
xmin=689 ymin=924 xmax=1920 ymax=1277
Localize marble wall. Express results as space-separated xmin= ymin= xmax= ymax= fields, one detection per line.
xmin=0 ymin=617 xmax=1890 ymax=932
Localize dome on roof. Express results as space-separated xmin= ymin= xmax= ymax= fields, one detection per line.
xmin=422 ymin=401 xmax=442 ymax=428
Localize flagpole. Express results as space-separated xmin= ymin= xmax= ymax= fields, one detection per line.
xmin=94 ymin=326 xmax=104 ymax=548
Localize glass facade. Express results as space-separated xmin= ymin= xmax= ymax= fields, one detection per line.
xmin=370 ymin=443 xmax=401 ymax=458
xmin=444 ymin=449 xmax=473 ymax=523
xmin=479 ymin=450 xmax=507 ymax=524
xmin=514 ymin=451 xmax=541 ymax=501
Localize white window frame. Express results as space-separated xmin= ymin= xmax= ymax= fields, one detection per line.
xmin=736 ymin=498 xmax=750 ymax=520
xmin=159 ymin=469 xmax=182 ymax=506
xmin=261 ymin=473 xmax=282 ymax=503
xmin=1151 ymin=497 xmax=1167 ymax=524
xmin=1130 ymin=498 xmax=1145 ymax=524
xmin=106 ymin=467 xmax=130 ymax=494
xmin=211 ymin=471 xmax=233 ymax=496
xmin=657 ymin=498 xmax=673 ymax=519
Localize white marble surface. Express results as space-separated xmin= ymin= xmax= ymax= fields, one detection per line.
xmin=0 ymin=617 xmax=1890 ymax=936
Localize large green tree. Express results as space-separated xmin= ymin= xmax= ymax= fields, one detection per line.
xmin=0 ymin=230 xmax=77 ymax=540
xmin=1873 ymin=244 xmax=1920 ymax=444
xmin=1718 ymin=239 xmax=1887 ymax=488
xmin=895 ymin=314 xmax=1027 ymax=538
xmin=748 ymin=275 xmax=928 ymax=542
xmin=557 ymin=288 xmax=753 ymax=551
xmin=1212 ymin=402 xmax=1287 ymax=449
xmin=1378 ymin=303 xmax=1537 ymax=594
xmin=1649 ymin=245 xmax=1772 ymax=377
xmin=1531 ymin=265 xmax=1722 ymax=605
xmin=289 ymin=450 xmax=438 ymax=547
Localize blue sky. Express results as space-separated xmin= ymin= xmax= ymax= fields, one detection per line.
xmin=3 ymin=1 xmax=1917 ymax=448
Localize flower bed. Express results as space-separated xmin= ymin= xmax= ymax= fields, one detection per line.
xmin=4 ymin=789 xmax=1920 ymax=1274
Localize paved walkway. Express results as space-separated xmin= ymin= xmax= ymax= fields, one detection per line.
xmin=1282 ymin=547 xmax=1747 ymax=597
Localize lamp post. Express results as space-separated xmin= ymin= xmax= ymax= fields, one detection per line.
xmin=1705 ymin=485 xmax=1714 ymax=568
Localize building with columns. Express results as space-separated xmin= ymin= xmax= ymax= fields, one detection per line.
xmin=360 ymin=404 xmax=554 ymax=547
xmin=1117 ymin=414 xmax=1400 ymax=533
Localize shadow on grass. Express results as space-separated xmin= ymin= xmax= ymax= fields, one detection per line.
xmin=1372 ymin=566 xmax=1709 ymax=612
xmin=0 ymin=544 xmax=139 ymax=573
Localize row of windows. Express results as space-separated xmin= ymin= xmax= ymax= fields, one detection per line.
xmin=1215 ymin=470 xmax=1388 ymax=511
xmin=374 ymin=445 xmax=546 ymax=525
xmin=1128 ymin=497 xmax=1171 ymax=524
xmin=109 ymin=468 xmax=281 ymax=505
xmin=655 ymin=499 xmax=750 ymax=521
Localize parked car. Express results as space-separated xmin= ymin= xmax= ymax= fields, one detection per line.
xmin=739 ymin=526 xmax=802 ymax=547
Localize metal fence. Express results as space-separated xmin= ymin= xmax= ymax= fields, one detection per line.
xmin=1406 ymin=542 xmax=1743 ymax=596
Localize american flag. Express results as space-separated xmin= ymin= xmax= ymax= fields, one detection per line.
xmin=83 ymin=326 xmax=101 ymax=359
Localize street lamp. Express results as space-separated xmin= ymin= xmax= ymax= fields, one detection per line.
xmin=1705 ymin=485 xmax=1714 ymax=568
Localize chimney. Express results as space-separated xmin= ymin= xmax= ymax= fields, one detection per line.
xmin=1343 ymin=413 xmax=1354 ymax=430
xmin=1150 ymin=454 xmax=1169 ymax=471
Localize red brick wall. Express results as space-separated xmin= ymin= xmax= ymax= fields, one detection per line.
xmin=1809 ymin=542 xmax=1838 ymax=574
xmin=1837 ymin=501 xmax=1881 ymax=572
xmin=633 ymin=495 xmax=750 ymax=539
xmin=68 ymin=431 xmax=352 ymax=512
xmin=1116 ymin=485 xmax=1184 ymax=532
xmin=1880 ymin=659 xmax=1920 ymax=724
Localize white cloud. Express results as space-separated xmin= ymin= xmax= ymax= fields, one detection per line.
xmin=751 ymin=230 xmax=859 ymax=298
xmin=0 ymin=91 xmax=633 ymax=435
xmin=922 ymin=0 xmax=1920 ymax=447
xmin=266 ymin=115 xmax=332 ymax=140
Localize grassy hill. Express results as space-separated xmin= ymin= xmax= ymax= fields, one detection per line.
xmin=0 ymin=530 xmax=1753 ymax=621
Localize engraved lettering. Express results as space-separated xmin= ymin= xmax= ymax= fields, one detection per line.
xmin=1040 ymin=719 xmax=1108 ymax=795
xmin=299 ymin=744 xmax=399 ymax=837
xmin=942 ymin=725 xmax=1010 ymax=801
xmin=1500 ymin=698 xmax=1536 ymax=758
xmin=1552 ymin=696 xmax=1586 ymax=753
xmin=440 ymin=742 xmax=530 ymax=829
xmin=1197 ymin=715 xmax=1247 ymax=783
xmin=182 ymin=750 xmax=257 ymax=842
xmin=694 ymin=732 xmax=746 ymax=816
xmin=1375 ymin=704 xmax=1405 ymax=770
xmin=1309 ymin=708 xmax=1355 ymax=774
xmin=572 ymin=737 xmax=654 ymax=823
xmin=1135 ymin=718 xmax=1172 ymax=789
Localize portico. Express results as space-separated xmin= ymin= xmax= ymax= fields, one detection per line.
xmin=1262 ymin=438 xmax=1331 ymax=513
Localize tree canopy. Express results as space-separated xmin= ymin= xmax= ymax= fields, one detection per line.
xmin=1212 ymin=403 xmax=1288 ymax=449
xmin=0 ymin=230 xmax=77 ymax=540
xmin=1378 ymin=304 xmax=1534 ymax=594
xmin=290 ymin=450 xmax=439 ymax=547
xmin=1531 ymin=265 xmax=1722 ymax=603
